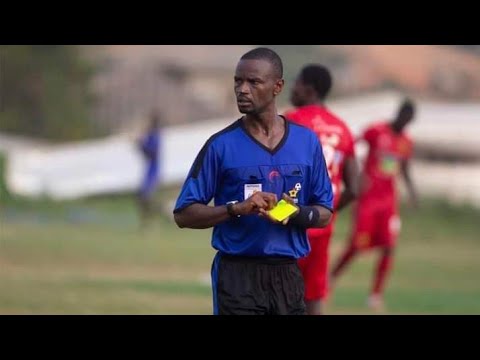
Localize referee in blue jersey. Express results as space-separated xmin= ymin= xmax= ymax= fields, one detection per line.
xmin=174 ymin=48 xmax=333 ymax=315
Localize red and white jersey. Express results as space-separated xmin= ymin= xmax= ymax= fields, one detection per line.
xmin=285 ymin=104 xmax=355 ymax=209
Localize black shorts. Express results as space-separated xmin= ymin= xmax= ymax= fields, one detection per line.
xmin=211 ymin=252 xmax=306 ymax=315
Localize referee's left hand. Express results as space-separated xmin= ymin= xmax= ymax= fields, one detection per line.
xmin=258 ymin=193 xmax=299 ymax=225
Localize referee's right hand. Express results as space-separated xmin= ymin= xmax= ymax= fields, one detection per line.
xmin=234 ymin=191 xmax=278 ymax=216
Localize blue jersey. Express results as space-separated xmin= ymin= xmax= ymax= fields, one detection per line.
xmin=140 ymin=131 xmax=160 ymax=195
xmin=174 ymin=118 xmax=333 ymax=259
xmin=141 ymin=131 xmax=160 ymax=170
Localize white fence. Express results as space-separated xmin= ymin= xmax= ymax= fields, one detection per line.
xmin=3 ymin=118 xmax=233 ymax=200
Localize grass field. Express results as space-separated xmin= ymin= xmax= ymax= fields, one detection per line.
xmin=1 ymin=187 xmax=480 ymax=314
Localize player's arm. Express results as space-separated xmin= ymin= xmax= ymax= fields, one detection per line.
xmin=336 ymin=155 xmax=360 ymax=211
xmin=174 ymin=192 xmax=278 ymax=229
xmin=400 ymin=158 xmax=419 ymax=208
xmin=337 ymin=128 xmax=360 ymax=211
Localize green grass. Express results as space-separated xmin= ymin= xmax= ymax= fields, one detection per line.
xmin=1 ymin=192 xmax=479 ymax=314
xmin=327 ymin=198 xmax=480 ymax=314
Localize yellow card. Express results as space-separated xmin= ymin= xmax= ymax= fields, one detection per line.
xmin=268 ymin=200 xmax=298 ymax=222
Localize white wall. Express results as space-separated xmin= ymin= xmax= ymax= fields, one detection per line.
xmin=4 ymin=117 xmax=234 ymax=200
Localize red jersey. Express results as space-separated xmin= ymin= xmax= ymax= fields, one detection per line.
xmin=285 ymin=104 xmax=355 ymax=209
xmin=287 ymin=105 xmax=355 ymax=301
xmin=360 ymin=122 xmax=413 ymax=200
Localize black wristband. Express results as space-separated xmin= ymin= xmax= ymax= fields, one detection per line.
xmin=289 ymin=206 xmax=320 ymax=228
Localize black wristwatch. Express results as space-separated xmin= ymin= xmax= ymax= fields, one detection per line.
xmin=226 ymin=201 xmax=240 ymax=218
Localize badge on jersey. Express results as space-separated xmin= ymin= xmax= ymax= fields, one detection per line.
xmin=380 ymin=153 xmax=399 ymax=175
xmin=288 ymin=183 xmax=302 ymax=204
xmin=244 ymin=183 xmax=262 ymax=200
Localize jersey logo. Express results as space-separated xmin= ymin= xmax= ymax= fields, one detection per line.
xmin=288 ymin=183 xmax=302 ymax=202
xmin=380 ymin=153 xmax=400 ymax=175
xmin=268 ymin=170 xmax=281 ymax=182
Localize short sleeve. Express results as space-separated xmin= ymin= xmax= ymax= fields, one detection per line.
xmin=173 ymin=140 xmax=219 ymax=213
xmin=308 ymin=136 xmax=334 ymax=212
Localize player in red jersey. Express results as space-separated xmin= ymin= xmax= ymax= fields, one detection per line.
xmin=330 ymin=99 xmax=419 ymax=312
xmin=284 ymin=64 xmax=359 ymax=315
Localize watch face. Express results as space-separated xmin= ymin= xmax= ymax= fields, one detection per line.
xmin=227 ymin=202 xmax=240 ymax=217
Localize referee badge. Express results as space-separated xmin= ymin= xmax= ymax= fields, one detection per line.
xmin=288 ymin=183 xmax=302 ymax=202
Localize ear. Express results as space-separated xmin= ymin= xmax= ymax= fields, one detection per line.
xmin=273 ymin=78 xmax=284 ymax=96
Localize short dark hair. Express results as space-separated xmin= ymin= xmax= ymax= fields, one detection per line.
xmin=299 ymin=64 xmax=332 ymax=100
xmin=240 ymin=47 xmax=283 ymax=79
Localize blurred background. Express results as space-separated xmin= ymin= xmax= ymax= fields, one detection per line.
xmin=1 ymin=45 xmax=479 ymax=314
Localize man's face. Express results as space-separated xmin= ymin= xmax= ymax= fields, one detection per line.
xmin=290 ymin=77 xmax=309 ymax=107
xmin=234 ymin=59 xmax=283 ymax=115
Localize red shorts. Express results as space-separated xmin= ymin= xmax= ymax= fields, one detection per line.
xmin=350 ymin=196 xmax=401 ymax=250
xmin=298 ymin=225 xmax=332 ymax=301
